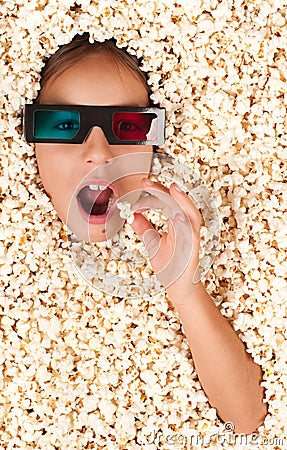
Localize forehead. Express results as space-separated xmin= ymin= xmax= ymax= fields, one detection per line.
xmin=39 ymin=52 xmax=149 ymax=107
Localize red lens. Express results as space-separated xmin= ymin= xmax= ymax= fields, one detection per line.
xmin=112 ymin=112 xmax=157 ymax=141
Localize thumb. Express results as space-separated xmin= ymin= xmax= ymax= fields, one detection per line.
xmin=142 ymin=228 xmax=161 ymax=260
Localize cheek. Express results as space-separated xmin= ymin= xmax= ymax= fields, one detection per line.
xmin=35 ymin=146 xmax=53 ymax=184
xmin=119 ymin=146 xmax=153 ymax=193
xmin=35 ymin=145 xmax=72 ymax=193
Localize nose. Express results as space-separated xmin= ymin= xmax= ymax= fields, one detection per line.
xmin=81 ymin=126 xmax=113 ymax=165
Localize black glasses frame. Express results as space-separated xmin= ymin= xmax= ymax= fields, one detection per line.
xmin=24 ymin=104 xmax=166 ymax=145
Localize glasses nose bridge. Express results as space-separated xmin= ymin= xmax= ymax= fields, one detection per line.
xmin=82 ymin=122 xmax=113 ymax=165
xmin=84 ymin=112 xmax=111 ymax=141
xmin=82 ymin=121 xmax=113 ymax=164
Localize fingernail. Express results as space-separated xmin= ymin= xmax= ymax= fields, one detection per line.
xmin=174 ymin=183 xmax=183 ymax=193
xmin=175 ymin=213 xmax=186 ymax=222
xmin=133 ymin=207 xmax=149 ymax=213
xmin=143 ymin=178 xmax=154 ymax=186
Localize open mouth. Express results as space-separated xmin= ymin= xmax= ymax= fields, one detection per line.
xmin=77 ymin=184 xmax=116 ymax=218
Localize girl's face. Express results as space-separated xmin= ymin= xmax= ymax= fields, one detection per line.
xmin=35 ymin=51 xmax=153 ymax=241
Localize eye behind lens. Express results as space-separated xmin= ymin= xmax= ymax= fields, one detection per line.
xmin=112 ymin=112 xmax=156 ymax=141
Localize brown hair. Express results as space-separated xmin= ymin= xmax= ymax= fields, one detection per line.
xmin=36 ymin=33 xmax=151 ymax=103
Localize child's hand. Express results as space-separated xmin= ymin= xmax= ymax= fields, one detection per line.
xmin=130 ymin=178 xmax=203 ymax=305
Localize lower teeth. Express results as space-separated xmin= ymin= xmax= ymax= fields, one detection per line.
xmin=107 ymin=193 xmax=114 ymax=211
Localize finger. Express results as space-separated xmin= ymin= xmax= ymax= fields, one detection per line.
xmin=142 ymin=178 xmax=170 ymax=195
xmin=134 ymin=179 xmax=201 ymax=252
xmin=171 ymin=211 xmax=200 ymax=257
xmin=133 ymin=178 xmax=199 ymax=248
xmin=142 ymin=228 xmax=161 ymax=260
xmin=132 ymin=194 xmax=165 ymax=212
xmin=130 ymin=212 xmax=161 ymax=260
xmin=132 ymin=194 xmax=177 ymax=220
xmin=142 ymin=179 xmax=201 ymax=230
xmin=130 ymin=211 xmax=154 ymax=239
xmin=156 ymin=212 xmax=198 ymax=289
xmin=169 ymin=183 xmax=202 ymax=234
xmin=133 ymin=181 xmax=183 ymax=219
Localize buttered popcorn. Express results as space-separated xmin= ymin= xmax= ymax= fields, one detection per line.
xmin=1 ymin=0 xmax=287 ymax=448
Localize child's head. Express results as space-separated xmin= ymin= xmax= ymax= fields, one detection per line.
xmin=33 ymin=33 xmax=157 ymax=242
xmin=35 ymin=33 xmax=151 ymax=103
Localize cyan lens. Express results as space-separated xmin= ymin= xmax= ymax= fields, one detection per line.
xmin=34 ymin=110 xmax=80 ymax=140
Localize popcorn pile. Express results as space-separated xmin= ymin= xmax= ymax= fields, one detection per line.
xmin=1 ymin=0 xmax=287 ymax=448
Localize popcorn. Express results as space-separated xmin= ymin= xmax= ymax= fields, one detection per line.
xmin=1 ymin=0 xmax=286 ymax=447
xmin=140 ymin=369 xmax=159 ymax=385
xmin=116 ymin=200 xmax=135 ymax=224
xmin=98 ymin=398 xmax=117 ymax=421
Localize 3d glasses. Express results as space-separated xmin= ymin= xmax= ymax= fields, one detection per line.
xmin=24 ymin=104 xmax=165 ymax=145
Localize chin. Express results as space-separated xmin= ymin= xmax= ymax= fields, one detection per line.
xmin=87 ymin=230 xmax=109 ymax=242
xmin=61 ymin=211 xmax=125 ymax=243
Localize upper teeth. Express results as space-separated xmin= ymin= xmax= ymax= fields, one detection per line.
xmin=89 ymin=184 xmax=107 ymax=190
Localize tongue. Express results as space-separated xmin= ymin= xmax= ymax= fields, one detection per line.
xmin=83 ymin=186 xmax=111 ymax=204
xmin=91 ymin=202 xmax=108 ymax=215
xmin=78 ymin=186 xmax=113 ymax=215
